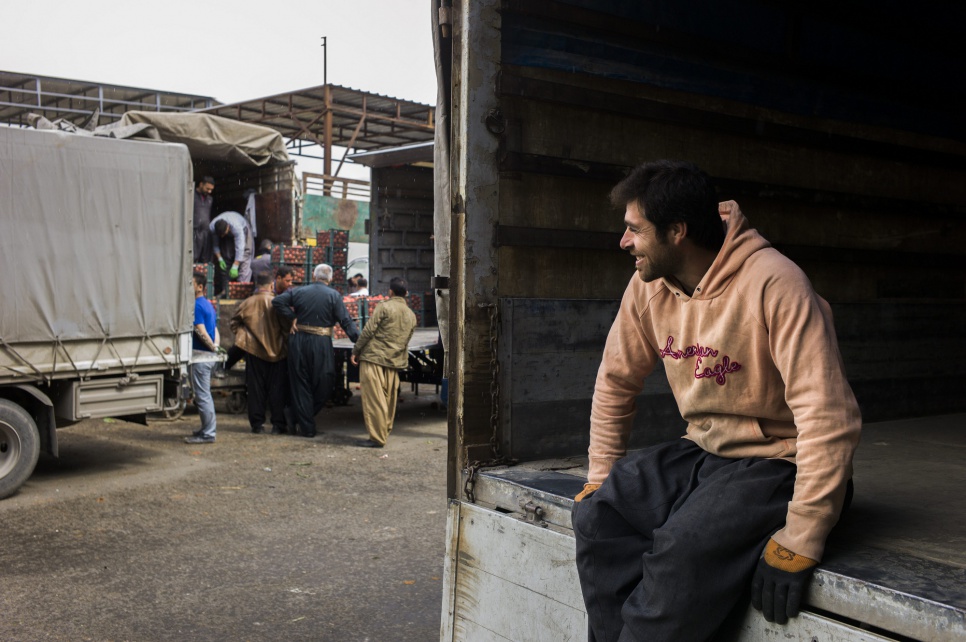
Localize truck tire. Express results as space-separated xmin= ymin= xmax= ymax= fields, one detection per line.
xmin=226 ymin=391 xmax=247 ymax=415
xmin=0 ymin=399 xmax=41 ymax=500
xmin=150 ymin=398 xmax=186 ymax=422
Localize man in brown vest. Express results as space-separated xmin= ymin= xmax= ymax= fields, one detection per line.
xmin=229 ymin=271 xmax=289 ymax=434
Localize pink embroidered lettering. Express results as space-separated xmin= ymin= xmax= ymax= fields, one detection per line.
xmin=694 ymin=355 xmax=742 ymax=385
xmin=660 ymin=335 xmax=742 ymax=386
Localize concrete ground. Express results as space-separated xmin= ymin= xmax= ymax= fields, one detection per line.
xmin=0 ymin=384 xmax=449 ymax=642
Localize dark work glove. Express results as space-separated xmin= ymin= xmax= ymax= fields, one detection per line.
xmin=750 ymin=538 xmax=817 ymax=624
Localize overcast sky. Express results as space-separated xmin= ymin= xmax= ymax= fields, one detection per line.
xmin=0 ymin=0 xmax=438 ymax=107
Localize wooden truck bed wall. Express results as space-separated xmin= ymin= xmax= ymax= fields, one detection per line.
xmin=438 ymin=2 xmax=966 ymax=641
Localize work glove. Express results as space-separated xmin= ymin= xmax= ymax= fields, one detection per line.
xmin=229 ymin=265 xmax=239 ymax=279
xmin=217 ymin=257 xmax=227 ymax=271
xmin=750 ymin=538 xmax=817 ymax=624
xmin=574 ymin=483 xmax=600 ymax=503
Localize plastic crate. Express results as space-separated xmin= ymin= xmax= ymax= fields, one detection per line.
xmin=271 ymin=245 xmax=309 ymax=264
xmin=309 ymin=246 xmax=324 ymax=265
xmin=331 ymin=246 xmax=348 ymax=267
xmin=193 ymin=263 xmax=216 ymax=298
xmin=227 ymin=282 xmax=254 ymax=299
xmin=316 ymin=229 xmax=350 ymax=267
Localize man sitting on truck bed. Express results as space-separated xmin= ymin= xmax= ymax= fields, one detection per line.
xmin=572 ymin=160 xmax=861 ymax=641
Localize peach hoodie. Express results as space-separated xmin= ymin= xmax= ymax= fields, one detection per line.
xmin=589 ymin=201 xmax=861 ymax=560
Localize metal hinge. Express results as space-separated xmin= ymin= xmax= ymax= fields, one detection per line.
xmin=519 ymin=499 xmax=547 ymax=527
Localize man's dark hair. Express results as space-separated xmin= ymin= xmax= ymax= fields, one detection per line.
xmin=257 ymin=239 xmax=273 ymax=256
xmin=276 ymin=265 xmax=294 ymax=278
xmin=192 ymin=273 xmax=207 ymax=289
xmin=609 ymin=160 xmax=724 ymax=251
xmin=357 ymin=278 xmax=368 ymax=288
xmin=254 ymin=271 xmax=273 ymax=286
xmin=214 ymin=219 xmax=229 ymax=236
xmin=200 ymin=176 xmax=215 ymax=185
xmin=389 ymin=277 xmax=408 ymax=297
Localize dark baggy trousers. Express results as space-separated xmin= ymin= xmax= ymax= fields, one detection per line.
xmin=287 ymin=333 xmax=335 ymax=437
xmin=572 ymin=438 xmax=796 ymax=642
xmin=245 ymin=354 xmax=288 ymax=433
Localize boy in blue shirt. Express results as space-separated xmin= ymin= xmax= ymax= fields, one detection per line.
xmin=186 ymin=273 xmax=220 ymax=444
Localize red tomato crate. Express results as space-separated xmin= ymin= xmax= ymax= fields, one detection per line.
xmin=271 ymin=245 xmax=309 ymax=264
xmin=228 ymin=282 xmax=254 ymax=299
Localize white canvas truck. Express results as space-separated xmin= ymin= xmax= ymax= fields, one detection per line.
xmin=0 ymin=125 xmax=194 ymax=499
xmin=433 ymin=1 xmax=966 ymax=640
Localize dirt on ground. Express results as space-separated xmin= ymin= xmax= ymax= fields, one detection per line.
xmin=0 ymin=386 xmax=449 ymax=642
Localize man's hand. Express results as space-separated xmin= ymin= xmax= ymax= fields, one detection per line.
xmin=229 ymin=264 xmax=239 ymax=279
xmin=217 ymin=257 xmax=227 ymax=271
xmin=751 ymin=538 xmax=817 ymax=624
xmin=290 ymin=320 xmax=298 ymax=335
xmin=350 ymin=354 xmax=359 ymax=366
xmin=574 ymin=483 xmax=600 ymax=503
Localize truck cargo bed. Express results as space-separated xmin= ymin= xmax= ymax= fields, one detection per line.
xmin=447 ymin=414 xmax=966 ymax=641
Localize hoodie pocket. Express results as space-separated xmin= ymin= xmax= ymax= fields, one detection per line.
xmin=688 ymin=416 xmax=789 ymax=459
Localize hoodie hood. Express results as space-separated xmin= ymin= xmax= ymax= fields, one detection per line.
xmin=684 ymin=200 xmax=771 ymax=299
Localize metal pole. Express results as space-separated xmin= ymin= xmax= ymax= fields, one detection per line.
xmin=321 ymin=36 xmax=327 ymax=86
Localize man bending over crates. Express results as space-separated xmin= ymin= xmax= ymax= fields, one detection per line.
xmin=210 ymin=211 xmax=254 ymax=297
xmin=572 ymin=160 xmax=861 ymax=641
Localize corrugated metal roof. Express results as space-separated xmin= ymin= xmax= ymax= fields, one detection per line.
xmin=201 ymin=84 xmax=435 ymax=152
xmin=0 ymin=70 xmax=218 ymax=127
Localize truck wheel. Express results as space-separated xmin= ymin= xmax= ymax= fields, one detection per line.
xmin=158 ymin=397 xmax=187 ymax=421
xmin=226 ymin=391 xmax=247 ymax=415
xmin=0 ymin=399 xmax=41 ymax=500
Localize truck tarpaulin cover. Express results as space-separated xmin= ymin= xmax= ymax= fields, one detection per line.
xmin=113 ymin=112 xmax=290 ymax=167
xmin=0 ymin=126 xmax=192 ymax=344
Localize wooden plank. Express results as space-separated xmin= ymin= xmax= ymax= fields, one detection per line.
xmin=499 ymin=172 xmax=616 ymax=232
xmin=452 ymin=503 xmax=588 ymax=641
xmin=509 ymin=395 xmax=687 ymax=462
xmin=457 ymin=503 xmax=585 ymax=610
xmin=498 ymin=246 xmax=632 ymax=299
xmin=501 ymin=68 xmax=966 ymax=171
xmin=451 ymin=0 xmax=504 ymax=468
xmin=440 ymin=500 xmax=461 ymax=642
xmin=510 ymin=354 xmax=671 ymax=403
xmin=502 ymin=95 xmax=966 ymax=206
xmin=505 ymin=298 xmax=620 ymax=353
xmin=453 ymin=618 xmax=515 ymax=642
xmin=725 ymin=608 xmax=897 ymax=641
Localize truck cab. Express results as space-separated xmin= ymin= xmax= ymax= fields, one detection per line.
xmin=433 ymin=2 xmax=966 ymax=640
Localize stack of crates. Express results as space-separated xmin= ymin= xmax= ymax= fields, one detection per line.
xmin=333 ymin=294 xmax=389 ymax=339
xmin=316 ymin=229 xmax=350 ymax=293
xmin=193 ymin=263 xmax=215 ymax=298
xmin=408 ymin=293 xmax=425 ymax=327
xmin=271 ymin=244 xmax=310 ymax=286
xmin=364 ymin=296 xmax=387 ymax=327
xmin=332 ymin=292 xmax=436 ymax=338
xmin=337 ymin=295 xmax=362 ymax=340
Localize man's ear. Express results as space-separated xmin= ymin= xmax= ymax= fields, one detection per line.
xmin=668 ymin=221 xmax=688 ymax=245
